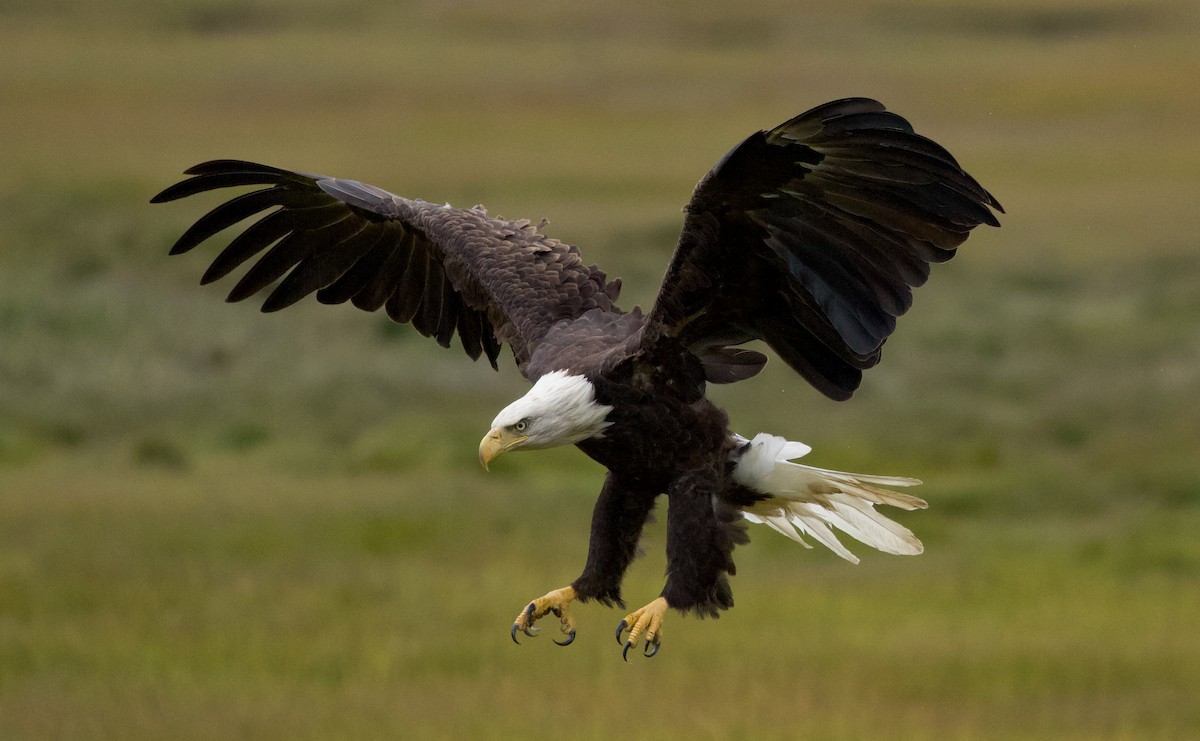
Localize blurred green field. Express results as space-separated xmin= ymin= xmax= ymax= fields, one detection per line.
xmin=3 ymin=0 xmax=1200 ymax=738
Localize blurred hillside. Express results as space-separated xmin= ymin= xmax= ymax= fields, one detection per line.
xmin=2 ymin=1 xmax=1199 ymax=738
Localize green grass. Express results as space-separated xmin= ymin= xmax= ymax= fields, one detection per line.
xmin=4 ymin=456 xmax=1199 ymax=739
xmin=3 ymin=0 xmax=1200 ymax=738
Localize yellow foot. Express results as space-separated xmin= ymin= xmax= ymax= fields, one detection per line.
xmin=615 ymin=597 xmax=668 ymax=660
xmin=511 ymin=586 xmax=578 ymax=647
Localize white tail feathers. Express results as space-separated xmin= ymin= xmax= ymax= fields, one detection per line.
xmin=731 ymin=433 xmax=927 ymax=564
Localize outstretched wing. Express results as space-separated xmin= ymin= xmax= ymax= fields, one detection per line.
xmin=645 ymin=98 xmax=1003 ymax=400
xmin=152 ymin=160 xmax=622 ymax=377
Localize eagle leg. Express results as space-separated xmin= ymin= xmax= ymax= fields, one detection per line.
xmin=615 ymin=596 xmax=668 ymax=660
xmin=511 ymin=585 xmax=577 ymax=646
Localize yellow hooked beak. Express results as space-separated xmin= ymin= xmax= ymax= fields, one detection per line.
xmin=479 ymin=428 xmax=528 ymax=471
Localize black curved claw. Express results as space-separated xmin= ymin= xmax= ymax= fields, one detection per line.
xmin=522 ymin=603 xmax=539 ymax=637
xmin=644 ymin=638 xmax=660 ymax=658
xmin=554 ymin=629 xmax=576 ymax=647
xmin=615 ymin=619 xmax=628 ymax=646
xmin=622 ymin=640 xmax=634 ymax=662
xmin=511 ymin=623 xmax=521 ymax=645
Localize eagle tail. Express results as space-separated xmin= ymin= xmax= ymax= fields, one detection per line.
xmin=730 ymin=433 xmax=927 ymax=564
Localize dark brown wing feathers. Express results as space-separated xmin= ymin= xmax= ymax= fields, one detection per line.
xmin=152 ymin=160 xmax=623 ymax=375
xmin=155 ymin=100 xmax=999 ymax=398
xmin=647 ymin=98 xmax=1002 ymax=400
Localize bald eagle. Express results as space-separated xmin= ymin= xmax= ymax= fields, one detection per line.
xmin=153 ymin=98 xmax=1001 ymax=659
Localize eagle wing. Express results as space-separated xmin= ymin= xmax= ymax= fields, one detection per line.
xmin=152 ymin=160 xmax=622 ymax=377
xmin=644 ymin=98 xmax=1004 ymax=400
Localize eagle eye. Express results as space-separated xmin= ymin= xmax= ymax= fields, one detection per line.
xmin=513 ymin=419 xmax=530 ymax=433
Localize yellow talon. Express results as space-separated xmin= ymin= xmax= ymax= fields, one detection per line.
xmin=511 ymin=586 xmax=577 ymax=646
xmin=617 ymin=597 xmax=668 ymax=659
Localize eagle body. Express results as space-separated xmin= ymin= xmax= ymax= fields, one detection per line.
xmin=577 ymin=363 xmax=746 ymax=616
xmin=153 ymin=98 xmax=1002 ymax=656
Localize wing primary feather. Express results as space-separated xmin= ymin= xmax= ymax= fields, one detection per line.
xmin=776 ymin=187 xmax=934 ymax=287
xmin=812 ymin=110 xmax=915 ymax=136
xmin=198 ymin=202 xmax=349 ymax=285
xmin=224 ymin=231 xmax=307 ymax=303
xmin=182 ymin=159 xmax=301 ymax=178
xmin=151 ymin=172 xmax=287 ymax=203
xmin=773 ymin=98 xmax=887 ymax=138
xmin=817 ymin=169 xmax=998 ymax=231
xmin=266 ymin=225 xmax=389 ymax=311
xmin=200 ymin=209 xmax=292 ymax=285
xmin=168 ymin=188 xmax=310 ymax=256
xmin=225 ymin=211 xmax=359 ymax=304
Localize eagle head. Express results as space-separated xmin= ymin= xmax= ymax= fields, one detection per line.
xmin=479 ymin=371 xmax=613 ymax=470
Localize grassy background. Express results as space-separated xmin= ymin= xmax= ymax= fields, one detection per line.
xmin=3 ymin=0 xmax=1200 ymax=738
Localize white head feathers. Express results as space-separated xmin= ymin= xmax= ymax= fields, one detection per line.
xmin=490 ymin=371 xmax=613 ymax=450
